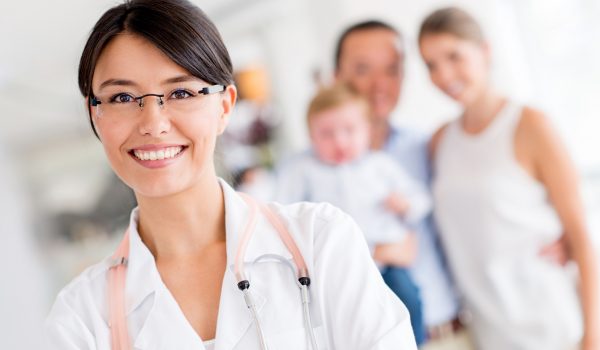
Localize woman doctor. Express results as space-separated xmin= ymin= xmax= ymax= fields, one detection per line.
xmin=45 ymin=0 xmax=416 ymax=349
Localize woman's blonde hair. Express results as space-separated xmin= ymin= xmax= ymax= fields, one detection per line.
xmin=307 ymin=83 xmax=370 ymax=125
xmin=418 ymin=7 xmax=485 ymax=44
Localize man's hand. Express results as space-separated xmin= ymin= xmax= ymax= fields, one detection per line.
xmin=539 ymin=234 xmax=570 ymax=266
xmin=384 ymin=192 xmax=410 ymax=217
xmin=373 ymin=233 xmax=418 ymax=267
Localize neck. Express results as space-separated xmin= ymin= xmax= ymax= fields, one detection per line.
xmin=136 ymin=175 xmax=226 ymax=260
xmin=462 ymin=88 xmax=505 ymax=133
xmin=370 ymin=118 xmax=391 ymax=150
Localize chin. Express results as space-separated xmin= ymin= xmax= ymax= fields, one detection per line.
xmin=457 ymin=93 xmax=477 ymax=107
xmin=372 ymin=109 xmax=392 ymax=123
xmin=128 ymin=177 xmax=191 ymax=199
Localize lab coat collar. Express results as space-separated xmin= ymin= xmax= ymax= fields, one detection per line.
xmin=124 ymin=178 xmax=293 ymax=349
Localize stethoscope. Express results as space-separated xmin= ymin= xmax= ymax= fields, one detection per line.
xmin=107 ymin=193 xmax=319 ymax=350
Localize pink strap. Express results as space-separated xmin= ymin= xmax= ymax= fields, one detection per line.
xmin=234 ymin=193 xmax=259 ymax=281
xmin=258 ymin=202 xmax=309 ymax=278
xmin=108 ymin=230 xmax=131 ymax=350
xmin=238 ymin=193 xmax=309 ymax=280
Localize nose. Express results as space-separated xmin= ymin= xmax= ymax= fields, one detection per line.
xmin=434 ymin=62 xmax=455 ymax=87
xmin=371 ymin=70 xmax=391 ymax=91
xmin=331 ymin=129 xmax=349 ymax=149
xmin=137 ymin=96 xmax=171 ymax=137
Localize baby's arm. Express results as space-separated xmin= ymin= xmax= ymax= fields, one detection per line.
xmin=372 ymin=232 xmax=418 ymax=267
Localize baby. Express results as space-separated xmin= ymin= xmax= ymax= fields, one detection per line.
xmin=273 ymin=83 xmax=431 ymax=343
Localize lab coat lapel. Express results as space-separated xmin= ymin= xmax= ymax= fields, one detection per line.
xmin=133 ymin=287 xmax=207 ymax=349
xmin=214 ymin=180 xmax=265 ymax=350
xmin=125 ymin=211 xmax=205 ymax=349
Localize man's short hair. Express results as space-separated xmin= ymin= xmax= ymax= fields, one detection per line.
xmin=334 ymin=20 xmax=402 ymax=71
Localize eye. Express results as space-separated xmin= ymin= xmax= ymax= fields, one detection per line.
xmin=448 ymin=51 xmax=460 ymax=62
xmin=170 ymin=89 xmax=194 ymax=100
xmin=355 ymin=63 xmax=369 ymax=75
xmin=108 ymin=93 xmax=136 ymax=104
xmin=426 ymin=62 xmax=436 ymax=72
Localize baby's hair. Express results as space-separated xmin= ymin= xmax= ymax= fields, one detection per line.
xmin=418 ymin=7 xmax=485 ymax=45
xmin=307 ymin=83 xmax=370 ymax=125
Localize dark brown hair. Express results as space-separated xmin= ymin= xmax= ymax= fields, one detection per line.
xmin=78 ymin=0 xmax=233 ymax=137
xmin=418 ymin=7 xmax=485 ymax=45
xmin=334 ymin=20 xmax=402 ymax=71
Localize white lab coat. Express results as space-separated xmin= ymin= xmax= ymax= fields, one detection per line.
xmin=46 ymin=179 xmax=416 ymax=349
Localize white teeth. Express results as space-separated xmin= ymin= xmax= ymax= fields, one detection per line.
xmin=133 ymin=146 xmax=183 ymax=161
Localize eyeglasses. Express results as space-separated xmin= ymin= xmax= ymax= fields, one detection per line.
xmin=89 ymin=84 xmax=225 ymax=118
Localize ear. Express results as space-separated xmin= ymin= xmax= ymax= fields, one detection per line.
xmin=217 ymin=84 xmax=237 ymax=135
xmin=334 ymin=68 xmax=342 ymax=82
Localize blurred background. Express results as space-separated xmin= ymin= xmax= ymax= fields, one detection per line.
xmin=0 ymin=0 xmax=599 ymax=345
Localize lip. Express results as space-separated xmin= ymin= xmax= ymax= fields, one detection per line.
xmin=128 ymin=144 xmax=188 ymax=169
xmin=444 ymin=81 xmax=465 ymax=99
xmin=130 ymin=143 xmax=185 ymax=151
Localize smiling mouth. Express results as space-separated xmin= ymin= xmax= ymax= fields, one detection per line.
xmin=445 ymin=82 xmax=465 ymax=97
xmin=130 ymin=146 xmax=186 ymax=161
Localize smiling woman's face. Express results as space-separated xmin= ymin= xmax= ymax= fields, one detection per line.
xmin=91 ymin=33 xmax=236 ymax=199
xmin=419 ymin=33 xmax=489 ymax=106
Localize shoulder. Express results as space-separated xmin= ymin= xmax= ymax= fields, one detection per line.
xmin=516 ymin=106 xmax=554 ymax=138
xmin=269 ymin=201 xmax=350 ymax=229
xmin=390 ymin=126 xmax=430 ymax=147
xmin=515 ymin=106 xmax=560 ymax=152
xmin=46 ymin=258 xmax=112 ymax=324
xmin=267 ymin=201 xmax=361 ymax=245
xmin=429 ymin=122 xmax=452 ymax=160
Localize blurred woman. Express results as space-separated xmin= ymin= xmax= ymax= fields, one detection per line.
xmin=419 ymin=7 xmax=599 ymax=350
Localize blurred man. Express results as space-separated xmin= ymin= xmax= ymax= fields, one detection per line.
xmin=335 ymin=21 xmax=469 ymax=349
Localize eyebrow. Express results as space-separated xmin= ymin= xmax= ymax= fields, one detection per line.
xmin=97 ymin=75 xmax=202 ymax=91
xmin=99 ymin=79 xmax=137 ymax=90
xmin=162 ymin=75 xmax=202 ymax=84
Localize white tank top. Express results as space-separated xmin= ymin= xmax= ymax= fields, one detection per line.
xmin=433 ymin=101 xmax=582 ymax=350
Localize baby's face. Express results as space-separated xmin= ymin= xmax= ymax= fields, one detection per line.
xmin=309 ymin=101 xmax=371 ymax=165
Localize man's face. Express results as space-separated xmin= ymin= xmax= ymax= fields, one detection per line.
xmin=336 ymin=29 xmax=404 ymax=123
